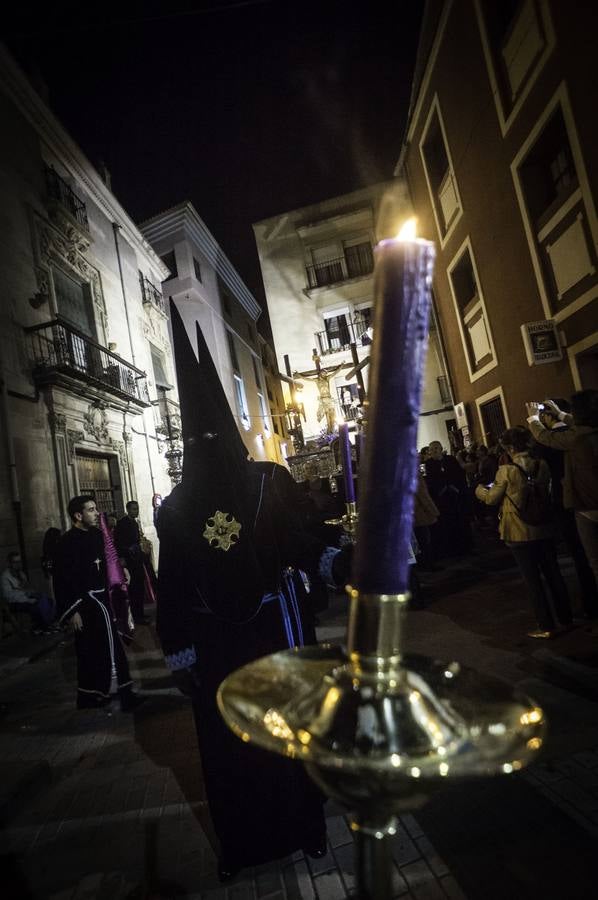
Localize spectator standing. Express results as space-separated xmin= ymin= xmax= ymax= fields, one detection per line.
xmin=1 ymin=551 xmax=54 ymax=633
xmin=477 ymin=446 xmax=498 ymax=487
xmin=115 ymin=501 xmax=151 ymax=625
xmin=425 ymin=440 xmax=471 ymax=556
xmin=527 ymin=391 xmax=598 ymax=617
xmin=476 ymin=427 xmax=572 ymax=638
xmin=413 ymin=471 xmax=440 ymax=570
xmin=53 ymin=496 xmax=143 ymax=710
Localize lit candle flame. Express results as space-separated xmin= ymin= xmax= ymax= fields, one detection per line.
xmin=396 ymin=218 xmax=417 ymax=241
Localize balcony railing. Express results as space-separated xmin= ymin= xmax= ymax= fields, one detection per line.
xmin=25 ymin=317 xmax=150 ymax=406
xmin=340 ymin=403 xmax=360 ymax=422
xmin=139 ymin=272 xmax=166 ymax=314
xmin=45 ymin=165 xmax=89 ymax=231
xmin=316 ymin=319 xmax=372 ymax=356
xmin=306 ymin=244 xmax=374 ymax=290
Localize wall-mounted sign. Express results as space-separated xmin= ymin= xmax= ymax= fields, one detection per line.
xmin=520 ymin=320 xmax=563 ymax=366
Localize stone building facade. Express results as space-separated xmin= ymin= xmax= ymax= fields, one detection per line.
xmin=0 ymin=45 xmax=176 ymax=577
xmin=253 ymin=182 xmax=455 ymax=448
xmin=140 ymin=203 xmax=284 ymax=465
xmin=398 ymin=0 xmax=598 ymax=446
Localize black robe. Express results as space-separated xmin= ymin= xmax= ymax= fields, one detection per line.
xmin=157 ymin=463 xmax=333 ymax=868
xmin=114 ymin=515 xmax=146 ymax=622
xmin=53 ymin=527 xmax=132 ymax=704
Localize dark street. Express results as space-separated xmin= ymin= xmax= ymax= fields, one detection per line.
xmin=2 ymin=533 xmax=598 ymax=899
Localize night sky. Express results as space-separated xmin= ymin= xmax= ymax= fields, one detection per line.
xmin=4 ymin=1 xmax=424 ymax=319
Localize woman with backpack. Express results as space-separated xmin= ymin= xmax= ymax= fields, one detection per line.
xmin=475 ymin=426 xmax=573 ymax=639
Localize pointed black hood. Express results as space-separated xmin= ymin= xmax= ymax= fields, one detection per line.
xmin=165 ymin=299 xmax=264 ymax=623
xmin=170 ymin=298 xmax=248 ymax=483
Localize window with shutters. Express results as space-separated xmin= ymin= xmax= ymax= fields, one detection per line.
xmin=420 ymin=98 xmax=462 ymax=246
xmin=447 ymin=239 xmax=497 ymax=382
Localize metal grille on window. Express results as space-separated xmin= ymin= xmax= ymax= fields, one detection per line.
xmin=480 ymin=398 xmax=507 ymax=447
xmin=76 ymin=454 xmax=116 ymax=513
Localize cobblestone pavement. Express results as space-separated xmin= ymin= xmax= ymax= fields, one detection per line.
xmin=1 ymin=537 xmax=598 ymax=899
xmin=1 ymin=629 xmax=464 ymax=900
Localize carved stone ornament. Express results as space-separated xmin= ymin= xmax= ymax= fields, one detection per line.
xmin=48 ymin=411 xmax=67 ymax=434
xmin=111 ymin=439 xmax=128 ymax=470
xmin=36 ymin=267 xmax=50 ymax=296
xmin=66 ymin=429 xmax=85 ymax=463
xmin=47 ymin=202 xmax=91 ymax=254
xmin=35 ymin=217 xmax=106 ymax=315
xmin=30 ymin=267 xmax=51 ymax=308
xmin=83 ymin=401 xmax=110 ymax=443
xmin=142 ymin=315 xmax=161 ymax=345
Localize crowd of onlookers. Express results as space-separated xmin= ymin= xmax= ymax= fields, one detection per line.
xmin=415 ymin=389 xmax=598 ymax=638
xmin=2 ymin=389 xmax=597 ymax=644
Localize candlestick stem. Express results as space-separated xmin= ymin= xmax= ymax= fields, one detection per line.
xmin=352 ymin=816 xmax=396 ymax=900
xmin=346 ymin=586 xmax=409 ymax=674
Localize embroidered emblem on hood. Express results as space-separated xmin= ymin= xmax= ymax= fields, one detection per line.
xmin=203 ymin=510 xmax=242 ymax=551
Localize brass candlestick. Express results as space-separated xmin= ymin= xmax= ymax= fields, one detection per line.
xmin=218 ymin=225 xmax=544 ymax=898
xmin=325 ymin=500 xmax=359 ymax=543
xmin=218 ymin=587 xmax=544 ymax=899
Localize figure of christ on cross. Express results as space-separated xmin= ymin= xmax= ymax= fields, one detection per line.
xmin=295 ymin=353 xmax=348 ymax=435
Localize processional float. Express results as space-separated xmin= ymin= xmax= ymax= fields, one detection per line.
xmin=218 ymin=221 xmax=545 ymax=899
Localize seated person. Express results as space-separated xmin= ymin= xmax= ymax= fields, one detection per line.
xmin=1 ymin=552 xmax=55 ymax=633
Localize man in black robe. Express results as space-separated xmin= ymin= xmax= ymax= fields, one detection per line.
xmin=157 ymin=303 xmax=349 ymax=880
xmin=115 ymin=500 xmax=150 ymax=624
xmin=53 ymin=495 xmax=141 ymax=711
xmin=425 ymin=440 xmax=471 ymax=556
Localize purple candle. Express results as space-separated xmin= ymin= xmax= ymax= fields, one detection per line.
xmin=339 ymin=423 xmax=356 ymax=503
xmin=352 ymin=223 xmax=435 ymax=594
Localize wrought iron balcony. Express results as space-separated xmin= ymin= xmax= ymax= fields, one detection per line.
xmin=139 ymin=272 xmax=166 ymax=314
xmin=315 ymin=319 xmax=372 ymax=356
xmin=45 ymin=165 xmax=89 ymax=232
xmin=305 ymin=243 xmax=374 ymax=290
xmin=25 ymin=317 xmax=150 ymax=406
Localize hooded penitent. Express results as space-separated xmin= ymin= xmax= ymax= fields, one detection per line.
xmin=159 ymin=300 xmax=265 ymax=623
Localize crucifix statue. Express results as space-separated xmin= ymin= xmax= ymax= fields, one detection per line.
xmin=296 ymin=350 xmax=345 ymax=435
